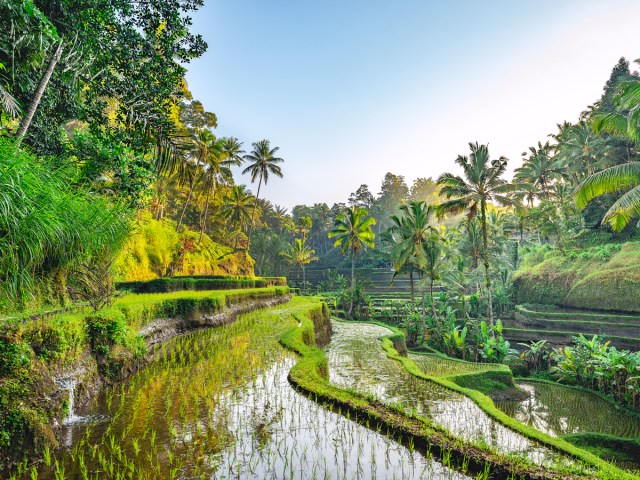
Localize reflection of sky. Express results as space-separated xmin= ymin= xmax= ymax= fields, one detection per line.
xmin=325 ymin=322 xmax=561 ymax=465
xmin=186 ymin=0 xmax=640 ymax=209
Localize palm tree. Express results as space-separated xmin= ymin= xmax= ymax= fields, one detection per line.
xmin=437 ymin=142 xmax=515 ymax=325
xmin=197 ymin=134 xmax=226 ymax=243
xmin=514 ymin=141 xmax=565 ymax=201
xmin=220 ymin=185 xmax=255 ymax=248
xmin=280 ymin=238 xmax=317 ymax=293
xmin=242 ymin=139 xmax=284 ymax=247
xmin=417 ymin=231 xmax=444 ymax=340
xmin=197 ymin=136 xmax=245 ymax=244
xmin=386 ymin=201 xmax=437 ymax=303
xmin=222 ymin=137 xmax=245 ymax=167
xmin=328 ymin=206 xmax=376 ymax=315
xmin=176 ymin=128 xmax=220 ymax=231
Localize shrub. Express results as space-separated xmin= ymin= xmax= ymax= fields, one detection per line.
xmin=85 ymin=312 xmax=127 ymax=355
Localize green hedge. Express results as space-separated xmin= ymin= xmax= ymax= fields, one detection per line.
xmin=116 ymin=275 xmax=287 ymax=293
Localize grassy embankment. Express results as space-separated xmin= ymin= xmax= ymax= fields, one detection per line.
xmin=513 ymin=241 xmax=640 ymax=312
xmin=280 ymin=311 xmax=636 ymax=479
xmin=0 ymin=286 xmax=288 ymax=469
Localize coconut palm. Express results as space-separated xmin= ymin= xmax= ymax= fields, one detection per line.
xmin=176 ymin=128 xmax=220 ymax=231
xmin=387 ymin=201 xmax=437 ymax=303
xmin=280 ymin=238 xmax=317 ymax=293
xmin=197 ymin=134 xmax=227 ymax=243
xmin=514 ymin=141 xmax=565 ymax=201
xmin=222 ymin=137 xmax=245 ymax=168
xmin=437 ymin=142 xmax=515 ymax=325
xmin=328 ymin=206 xmax=376 ymax=315
xmin=552 ymin=122 xmax=602 ymax=184
xmin=242 ymin=139 xmax=284 ymax=247
xmin=220 ymin=185 xmax=255 ymax=247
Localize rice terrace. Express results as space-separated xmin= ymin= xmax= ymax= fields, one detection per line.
xmin=3 ymin=1 xmax=640 ymax=479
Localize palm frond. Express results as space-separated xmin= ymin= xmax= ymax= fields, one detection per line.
xmin=575 ymin=162 xmax=640 ymax=209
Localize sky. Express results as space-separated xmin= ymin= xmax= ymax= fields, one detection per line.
xmin=184 ymin=0 xmax=640 ymax=210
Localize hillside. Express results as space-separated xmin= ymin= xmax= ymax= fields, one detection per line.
xmin=114 ymin=212 xmax=254 ymax=281
xmin=513 ymin=242 xmax=640 ymax=313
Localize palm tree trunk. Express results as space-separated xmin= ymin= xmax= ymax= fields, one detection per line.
xmin=348 ymin=249 xmax=355 ymax=316
xmin=247 ymin=176 xmax=262 ymax=249
xmin=198 ymin=190 xmax=211 ymax=245
xmin=430 ymin=277 xmax=437 ymax=322
xmin=176 ymin=180 xmax=195 ymax=231
xmin=16 ymin=40 xmax=64 ymax=144
xmin=302 ymin=265 xmax=306 ymax=295
xmin=409 ymin=271 xmax=415 ymax=305
xmin=480 ymin=200 xmax=494 ymax=327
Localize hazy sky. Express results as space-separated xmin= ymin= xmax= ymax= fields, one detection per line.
xmin=185 ymin=0 xmax=640 ymax=210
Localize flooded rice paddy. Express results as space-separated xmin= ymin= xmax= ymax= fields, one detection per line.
xmin=495 ymin=380 xmax=640 ymax=438
xmin=324 ymin=321 xmax=562 ymax=466
xmin=28 ymin=299 xmax=470 ymax=480
xmin=408 ymin=353 xmax=492 ymax=377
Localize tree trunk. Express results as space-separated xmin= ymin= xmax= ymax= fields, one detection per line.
xmin=198 ymin=190 xmax=211 ymax=245
xmin=430 ymin=278 xmax=437 ymax=322
xmin=247 ymin=176 xmax=262 ymax=249
xmin=348 ymin=249 xmax=355 ymax=316
xmin=16 ymin=40 xmax=64 ymax=144
xmin=480 ymin=200 xmax=495 ymax=327
xmin=409 ymin=271 xmax=414 ymax=305
xmin=302 ymin=265 xmax=306 ymax=295
xmin=176 ymin=180 xmax=195 ymax=232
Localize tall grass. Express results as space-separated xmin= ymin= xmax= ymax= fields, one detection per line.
xmin=0 ymin=138 xmax=130 ymax=311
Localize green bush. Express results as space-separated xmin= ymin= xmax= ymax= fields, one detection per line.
xmin=0 ymin=323 xmax=31 ymax=376
xmin=85 ymin=312 xmax=128 ymax=355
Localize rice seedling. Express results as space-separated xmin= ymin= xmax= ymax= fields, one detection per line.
xmin=495 ymin=380 xmax=640 ymax=439
xmin=25 ymin=297 xmax=470 ymax=480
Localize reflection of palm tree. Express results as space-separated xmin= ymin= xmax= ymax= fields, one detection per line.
xmin=328 ymin=206 xmax=376 ymax=315
xmin=242 ymin=140 xmax=284 ymax=248
xmin=437 ymin=143 xmax=515 ymax=325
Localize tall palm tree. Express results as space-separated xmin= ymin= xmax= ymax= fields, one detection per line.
xmin=386 ymin=201 xmax=437 ymax=303
xmin=197 ymin=134 xmax=227 ymax=243
xmin=242 ymin=139 xmax=284 ymax=247
xmin=220 ymin=185 xmax=255 ymax=248
xmin=328 ymin=206 xmax=376 ymax=315
xmin=222 ymin=137 xmax=245 ymax=167
xmin=422 ymin=232 xmax=444 ymax=330
xmin=176 ymin=128 xmax=218 ymax=231
xmin=280 ymin=238 xmax=317 ymax=293
xmin=437 ymin=142 xmax=514 ymax=325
